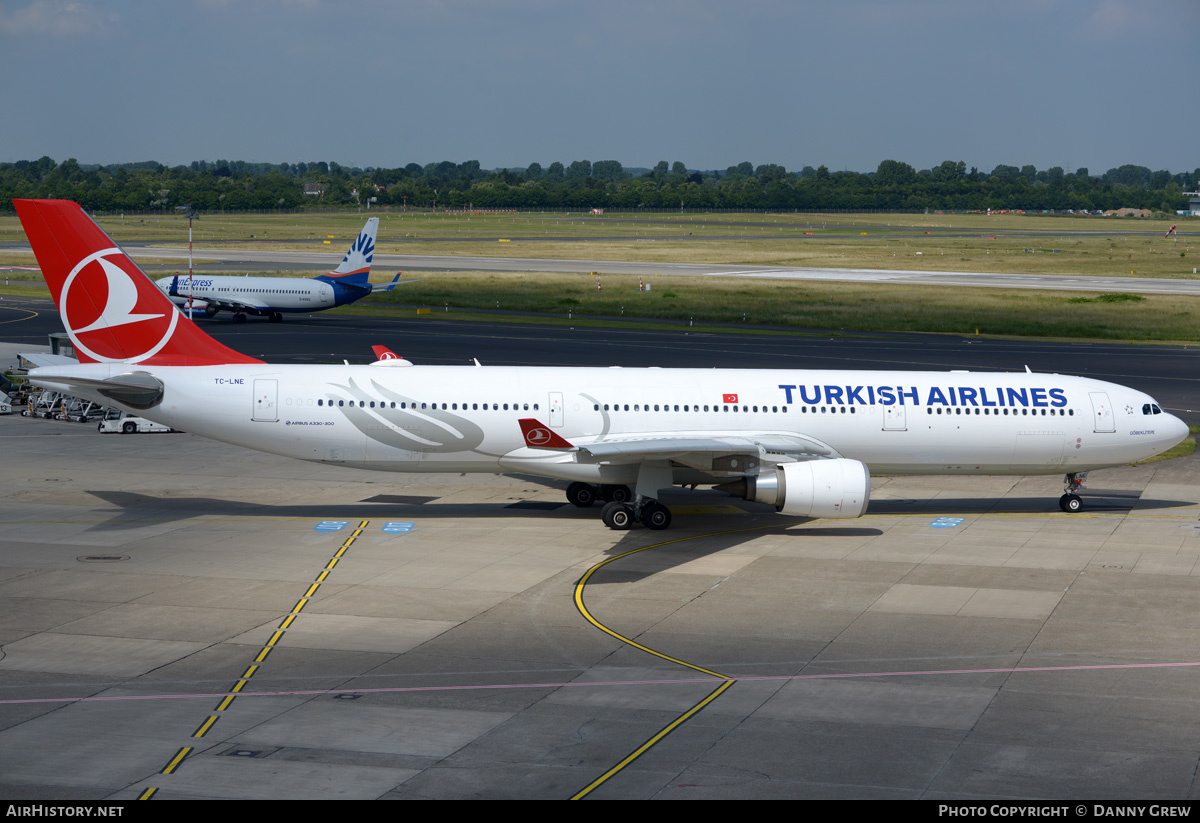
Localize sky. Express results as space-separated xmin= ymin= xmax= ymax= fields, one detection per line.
xmin=1 ymin=0 xmax=1197 ymax=176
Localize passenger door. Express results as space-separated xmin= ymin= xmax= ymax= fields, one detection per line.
xmin=1089 ymin=391 xmax=1115 ymax=433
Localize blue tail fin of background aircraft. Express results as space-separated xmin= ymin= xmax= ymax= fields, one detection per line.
xmin=314 ymin=216 xmax=379 ymax=290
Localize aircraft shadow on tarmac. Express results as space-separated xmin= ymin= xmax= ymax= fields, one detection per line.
xmin=81 ymin=489 xmax=588 ymax=530
xmin=866 ymin=493 xmax=1195 ymax=515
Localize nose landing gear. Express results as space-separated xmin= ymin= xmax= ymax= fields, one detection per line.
xmin=1059 ymin=472 xmax=1087 ymax=513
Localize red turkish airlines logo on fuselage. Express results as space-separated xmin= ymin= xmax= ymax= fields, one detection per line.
xmin=60 ymin=249 xmax=178 ymax=363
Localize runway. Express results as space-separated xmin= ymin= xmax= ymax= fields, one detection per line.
xmin=3 ymin=305 xmax=1200 ymax=799
xmin=7 ymin=241 xmax=1200 ymax=295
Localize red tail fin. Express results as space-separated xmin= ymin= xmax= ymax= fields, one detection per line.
xmin=14 ymin=199 xmax=261 ymax=366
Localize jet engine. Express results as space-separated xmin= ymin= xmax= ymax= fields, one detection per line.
xmin=716 ymin=458 xmax=870 ymax=519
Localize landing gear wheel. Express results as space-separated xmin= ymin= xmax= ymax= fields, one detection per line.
xmin=232 ymin=313 xmax=247 ymax=324
xmin=601 ymin=501 xmax=634 ymax=530
xmin=600 ymin=484 xmax=632 ymax=503
xmin=566 ymin=482 xmax=598 ymax=508
xmin=269 ymin=312 xmax=283 ymax=323
xmin=640 ymin=501 xmax=672 ymax=530
xmin=1059 ymin=493 xmax=1083 ymax=513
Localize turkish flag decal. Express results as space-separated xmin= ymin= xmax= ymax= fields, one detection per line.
xmin=722 ymin=393 xmax=739 ymax=404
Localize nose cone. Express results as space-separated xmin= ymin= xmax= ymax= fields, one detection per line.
xmin=1164 ymin=413 xmax=1191 ymax=448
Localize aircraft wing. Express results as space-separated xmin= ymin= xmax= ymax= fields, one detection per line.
xmin=517 ymin=419 xmax=831 ymax=474
xmin=190 ymin=295 xmax=267 ymax=314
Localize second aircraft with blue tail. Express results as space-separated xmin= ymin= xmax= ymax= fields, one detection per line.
xmin=155 ymin=217 xmax=415 ymax=323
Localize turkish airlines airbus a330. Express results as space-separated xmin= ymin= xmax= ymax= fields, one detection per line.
xmin=15 ymin=199 xmax=1190 ymax=530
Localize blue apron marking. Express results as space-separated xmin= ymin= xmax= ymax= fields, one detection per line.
xmin=383 ymin=522 xmax=416 ymax=534
xmin=930 ymin=517 xmax=964 ymax=529
xmin=315 ymin=520 xmax=350 ymax=532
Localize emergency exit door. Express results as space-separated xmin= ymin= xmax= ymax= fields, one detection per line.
xmin=253 ymin=379 xmax=278 ymax=422
xmin=883 ymin=403 xmax=906 ymax=431
xmin=549 ymin=392 xmax=564 ymax=427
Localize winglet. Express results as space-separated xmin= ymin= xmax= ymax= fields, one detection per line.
xmin=518 ymin=418 xmax=576 ymax=450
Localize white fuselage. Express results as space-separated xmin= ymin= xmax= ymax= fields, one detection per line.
xmin=154 ymin=275 xmax=336 ymax=313
xmin=31 ymin=363 xmax=1189 ymax=485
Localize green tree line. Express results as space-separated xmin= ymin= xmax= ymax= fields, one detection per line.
xmin=1 ymin=156 xmax=1196 ymax=214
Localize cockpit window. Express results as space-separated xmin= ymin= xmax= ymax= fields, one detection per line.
xmin=1143 ymin=403 xmax=1164 ymax=415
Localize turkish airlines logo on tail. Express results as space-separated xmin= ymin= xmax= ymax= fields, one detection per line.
xmin=525 ymin=427 xmax=553 ymax=445
xmin=518 ymin=418 xmax=575 ymax=450
xmin=61 ymin=248 xmax=178 ymax=363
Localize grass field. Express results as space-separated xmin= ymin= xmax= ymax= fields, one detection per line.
xmin=2 ymin=210 xmax=1198 ymax=341
xmin=1 ymin=209 xmax=1193 ymax=280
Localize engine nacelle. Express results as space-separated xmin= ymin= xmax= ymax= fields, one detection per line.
xmin=728 ymin=459 xmax=870 ymax=519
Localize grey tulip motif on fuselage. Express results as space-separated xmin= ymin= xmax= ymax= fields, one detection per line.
xmin=330 ymin=377 xmax=486 ymax=453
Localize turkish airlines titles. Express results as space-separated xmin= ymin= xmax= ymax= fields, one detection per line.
xmin=776 ymin=384 xmax=1069 ymax=408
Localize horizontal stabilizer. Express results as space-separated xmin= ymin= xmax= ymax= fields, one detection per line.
xmin=29 ymin=370 xmax=164 ymax=410
xmin=372 ymin=273 xmax=421 ymax=292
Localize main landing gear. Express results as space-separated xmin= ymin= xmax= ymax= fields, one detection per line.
xmin=1059 ymin=472 xmax=1087 ymax=513
xmin=566 ymin=482 xmax=632 ymax=508
xmin=565 ymin=482 xmax=672 ymax=530
xmin=601 ymin=498 xmax=672 ymax=531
